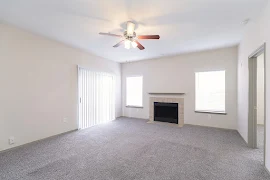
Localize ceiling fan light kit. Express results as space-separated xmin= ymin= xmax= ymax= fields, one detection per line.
xmin=99 ymin=21 xmax=160 ymax=50
xmin=125 ymin=40 xmax=131 ymax=49
xmin=132 ymin=41 xmax=138 ymax=48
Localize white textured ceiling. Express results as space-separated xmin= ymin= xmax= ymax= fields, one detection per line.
xmin=0 ymin=0 xmax=267 ymax=62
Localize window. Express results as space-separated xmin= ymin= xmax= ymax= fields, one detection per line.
xmin=126 ymin=76 xmax=143 ymax=107
xmin=195 ymin=71 xmax=225 ymax=113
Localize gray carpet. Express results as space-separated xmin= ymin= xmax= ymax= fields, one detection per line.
xmin=258 ymin=125 xmax=265 ymax=149
xmin=0 ymin=117 xmax=269 ymax=180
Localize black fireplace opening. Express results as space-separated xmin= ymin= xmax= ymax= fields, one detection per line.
xmin=154 ymin=102 xmax=178 ymax=124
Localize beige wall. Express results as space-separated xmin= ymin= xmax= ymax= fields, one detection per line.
xmin=122 ymin=47 xmax=238 ymax=129
xmin=237 ymin=0 xmax=270 ymax=170
xmin=0 ymin=24 xmax=121 ymax=151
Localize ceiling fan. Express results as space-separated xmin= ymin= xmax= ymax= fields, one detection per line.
xmin=99 ymin=21 xmax=160 ymax=50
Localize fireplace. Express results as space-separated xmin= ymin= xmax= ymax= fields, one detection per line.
xmin=149 ymin=97 xmax=184 ymax=127
xmin=154 ymin=102 xmax=178 ymax=124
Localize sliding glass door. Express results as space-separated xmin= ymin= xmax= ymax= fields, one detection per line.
xmin=78 ymin=67 xmax=115 ymax=129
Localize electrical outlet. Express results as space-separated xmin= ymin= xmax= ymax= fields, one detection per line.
xmin=63 ymin=118 xmax=68 ymax=123
xmin=9 ymin=137 xmax=15 ymax=145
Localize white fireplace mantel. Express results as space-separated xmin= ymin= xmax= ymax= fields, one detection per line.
xmin=148 ymin=92 xmax=185 ymax=95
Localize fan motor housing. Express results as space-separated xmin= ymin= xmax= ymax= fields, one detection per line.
xmin=124 ymin=31 xmax=136 ymax=41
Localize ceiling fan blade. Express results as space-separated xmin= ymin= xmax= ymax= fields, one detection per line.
xmin=137 ymin=35 xmax=160 ymax=39
xmin=113 ymin=40 xmax=125 ymax=48
xmin=135 ymin=41 xmax=145 ymax=50
xmin=99 ymin=32 xmax=122 ymax=38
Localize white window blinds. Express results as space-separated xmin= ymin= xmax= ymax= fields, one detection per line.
xmin=126 ymin=76 xmax=143 ymax=107
xmin=195 ymin=71 xmax=225 ymax=112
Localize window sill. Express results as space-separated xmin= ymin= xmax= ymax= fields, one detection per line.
xmin=195 ymin=111 xmax=227 ymax=115
xmin=126 ymin=106 xmax=144 ymax=108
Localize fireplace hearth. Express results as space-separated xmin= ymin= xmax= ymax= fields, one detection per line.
xmin=154 ymin=102 xmax=178 ymax=124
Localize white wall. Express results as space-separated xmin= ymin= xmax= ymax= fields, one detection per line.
xmin=237 ymin=1 xmax=270 ymax=170
xmin=122 ymin=47 xmax=238 ymax=130
xmin=257 ymin=53 xmax=265 ymax=125
xmin=0 ymin=23 xmax=121 ymax=151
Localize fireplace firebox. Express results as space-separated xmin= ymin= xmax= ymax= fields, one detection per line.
xmin=154 ymin=102 xmax=178 ymax=124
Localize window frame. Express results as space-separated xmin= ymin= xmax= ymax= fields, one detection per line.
xmin=194 ymin=70 xmax=226 ymax=115
xmin=126 ymin=75 xmax=144 ymax=108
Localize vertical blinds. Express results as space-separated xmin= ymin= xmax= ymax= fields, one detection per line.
xmin=78 ymin=67 xmax=116 ymax=129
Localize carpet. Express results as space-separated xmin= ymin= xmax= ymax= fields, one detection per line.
xmin=0 ymin=117 xmax=269 ymax=180
xmin=258 ymin=125 xmax=264 ymax=150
